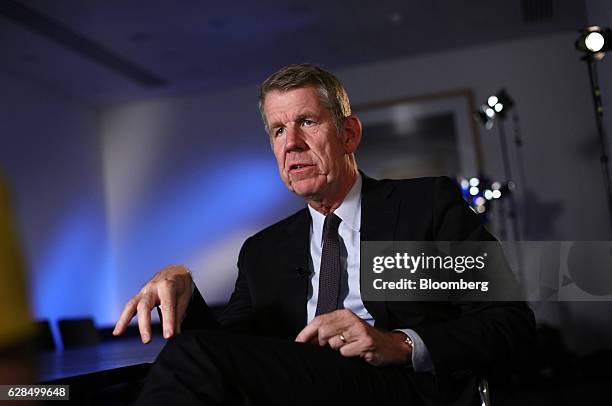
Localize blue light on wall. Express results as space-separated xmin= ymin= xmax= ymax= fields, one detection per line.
xmin=29 ymin=146 xmax=300 ymax=344
xmin=30 ymin=200 xmax=109 ymax=348
xmin=124 ymin=154 xmax=287 ymax=261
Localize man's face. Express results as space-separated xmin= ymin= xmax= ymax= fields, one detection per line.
xmin=263 ymin=86 xmax=354 ymax=201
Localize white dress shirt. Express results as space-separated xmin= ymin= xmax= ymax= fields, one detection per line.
xmin=306 ymin=174 xmax=434 ymax=372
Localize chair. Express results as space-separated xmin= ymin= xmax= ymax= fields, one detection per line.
xmin=58 ymin=317 xmax=100 ymax=348
xmin=33 ymin=320 xmax=56 ymax=351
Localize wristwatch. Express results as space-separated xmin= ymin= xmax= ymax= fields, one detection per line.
xmin=393 ymin=331 xmax=414 ymax=350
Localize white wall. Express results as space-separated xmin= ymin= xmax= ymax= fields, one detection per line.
xmin=0 ymin=72 xmax=109 ymax=342
xmin=101 ymin=85 xmax=304 ymax=312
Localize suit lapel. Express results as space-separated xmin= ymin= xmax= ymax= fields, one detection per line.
xmin=281 ymin=209 xmax=311 ymax=334
xmin=361 ymin=173 xmax=399 ymax=241
xmin=360 ymin=173 xmax=400 ymax=329
xmin=278 ymin=174 xmax=401 ymax=332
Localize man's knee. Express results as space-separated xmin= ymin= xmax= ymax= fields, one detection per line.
xmin=156 ymin=329 xmax=224 ymax=365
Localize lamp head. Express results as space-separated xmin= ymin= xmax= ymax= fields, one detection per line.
xmin=576 ymin=26 xmax=611 ymax=60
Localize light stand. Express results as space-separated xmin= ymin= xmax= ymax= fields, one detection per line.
xmin=496 ymin=117 xmax=521 ymax=241
xmin=477 ymin=90 xmax=522 ymax=241
xmin=511 ymin=111 xmax=530 ymax=235
xmin=576 ymin=26 xmax=612 ymax=232
xmin=585 ymin=57 xmax=612 ymax=232
xmin=475 ymin=91 xmax=525 ymax=284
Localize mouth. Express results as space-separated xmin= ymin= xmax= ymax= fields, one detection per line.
xmin=288 ymin=163 xmax=314 ymax=172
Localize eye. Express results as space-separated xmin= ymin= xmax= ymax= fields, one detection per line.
xmin=273 ymin=127 xmax=285 ymax=137
xmin=302 ymin=119 xmax=315 ymax=126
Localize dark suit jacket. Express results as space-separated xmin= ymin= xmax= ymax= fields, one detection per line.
xmin=183 ymin=174 xmax=536 ymax=402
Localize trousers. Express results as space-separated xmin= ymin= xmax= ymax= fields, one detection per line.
xmin=135 ymin=329 xmax=432 ymax=405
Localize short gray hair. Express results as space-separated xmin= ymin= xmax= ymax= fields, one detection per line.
xmin=258 ymin=64 xmax=352 ymax=133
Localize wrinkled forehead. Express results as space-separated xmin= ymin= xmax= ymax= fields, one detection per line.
xmin=262 ymin=86 xmax=327 ymax=123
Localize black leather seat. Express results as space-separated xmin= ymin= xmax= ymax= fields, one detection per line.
xmin=58 ymin=317 xmax=100 ymax=348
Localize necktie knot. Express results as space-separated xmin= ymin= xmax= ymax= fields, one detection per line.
xmin=323 ymin=213 xmax=342 ymax=239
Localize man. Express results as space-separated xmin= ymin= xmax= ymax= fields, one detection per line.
xmin=114 ymin=64 xmax=535 ymax=405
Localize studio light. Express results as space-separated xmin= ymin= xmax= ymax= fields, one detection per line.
xmin=474 ymin=89 xmax=524 ymax=241
xmin=457 ymin=176 xmax=511 ymax=218
xmin=585 ymin=32 xmax=605 ymax=52
xmin=476 ymin=89 xmax=515 ymax=130
xmin=576 ymin=26 xmax=611 ymax=60
xmin=488 ymin=89 xmax=513 ymax=118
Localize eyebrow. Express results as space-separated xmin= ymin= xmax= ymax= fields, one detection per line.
xmin=268 ymin=111 xmax=319 ymax=131
xmin=267 ymin=120 xmax=282 ymax=132
xmin=295 ymin=112 xmax=317 ymax=122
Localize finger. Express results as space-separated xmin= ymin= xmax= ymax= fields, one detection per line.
xmin=296 ymin=312 xmax=348 ymax=345
xmin=315 ymin=317 xmax=354 ymax=346
xmin=137 ymin=293 xmax=156 ymax=343
xmin=328 ymin=334 xmax=346 ymax=350
xmin=158 ymin=280 xmax=177 ymax=339
xmin=113 ymin=298 xmax=138 ymax=336
xmin=340 ymin=330 xmax=379 ymax=362
xmin=362 ymin=351 xmax=380 ymax=365
xmin=342 ymin=321 xmax=368 ymax=344
xmin=316 ymin=323 xmax=341 ymax=346
xmin=295 ymin=309 xmax=358 ymax=344
xmin=339 ymin=340 xmax=363 ymax=358
xmin=295 ymin=319 xmax=321 ymax=343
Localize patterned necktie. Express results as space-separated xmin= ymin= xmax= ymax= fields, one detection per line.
xmin=315 ymin=213 xmax=342 ymax=316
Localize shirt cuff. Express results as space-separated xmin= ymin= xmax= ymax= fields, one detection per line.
xmin=395 ymin=328 xmax=435 ymax=372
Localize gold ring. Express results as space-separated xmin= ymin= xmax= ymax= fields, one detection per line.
xmin=339 ymin=333 xmax=346 ymax=344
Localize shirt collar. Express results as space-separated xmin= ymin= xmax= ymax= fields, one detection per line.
xmin=308 ymin=173 xmax=362 ymax=236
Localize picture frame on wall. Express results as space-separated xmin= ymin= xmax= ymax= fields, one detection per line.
xmin=353 ymin=89 xmax=482 ymax=180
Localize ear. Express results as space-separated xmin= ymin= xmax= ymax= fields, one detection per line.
xmin=341 ymin=115 xmax=362 ymax=154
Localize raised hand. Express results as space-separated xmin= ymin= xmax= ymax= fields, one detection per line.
xmin=113 ymin=265 xmax=193 ymax=343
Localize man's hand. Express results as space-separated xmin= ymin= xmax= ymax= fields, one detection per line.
xmin=113 ymin=265 xmax=193 ymax=343
xmin=295 ymin=309 xmax=412 ymax=366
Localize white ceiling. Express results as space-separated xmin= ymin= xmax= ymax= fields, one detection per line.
xmin=0 ymin=0 xmax=587 ymax=105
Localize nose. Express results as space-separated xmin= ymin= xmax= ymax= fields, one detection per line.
xmin=284 ymin=124 xmax=307 ymax=152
